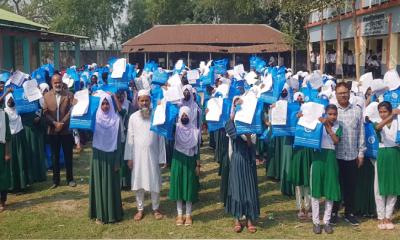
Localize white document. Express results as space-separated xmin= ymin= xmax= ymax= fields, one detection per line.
xmin=244 ymin=71 xmax=258 ymax=85
xmin=271 ymin=100 xmax=288 ymax=125
xmin=234 ymin=95 xmax=258 ymax=124
xmin=359 ymin=72 xmax=374 ymax=95
xmin=164 ymin=85 xmax=184 ymax=102
xmin=187 ymin=70 xmax=200 ymax=84
xmin=71 ymin=89 xmax=89 ymax=117
xmin=216 ymin=83 xmax=230 ymax=98
xmin=351 ymin=81 xmax=359 ymax=93
xmin=10 ymin=70 xmax=27 ymax=87
xmin=383 ymin=69 xmax=400 ymax=91
xmin=168 ymin=74 xmax=182 ymax=86
xmin=152 ymin=101 xmax=166 ymax=126
xmin=234 ymin=64 xmax=245 ymax=76
xmin=297 ymin=102 xmax=325 ymax=130
xmin=111 ymin=58 xmax=126 ymax=78
xmin=22 ymin=79 xmax=42 ymax=102
xmin=206 ymin=97 xmax=223 ymax=122
xmin=364 ymin=101 xmax=381 ymax=123
xmin=259 ymin=74 xmax=273 ymax=94
xmin=370 ymin=79 xmax=387 ymax=94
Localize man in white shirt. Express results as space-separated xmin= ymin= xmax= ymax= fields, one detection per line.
xmin=124 ymin=89 xmax=166 ymax=221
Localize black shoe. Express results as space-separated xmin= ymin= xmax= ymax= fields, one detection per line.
xmin=330 ymin=213 xmax=338 ymax=225
xmin=68 ymin=181 xmax=77 ymax=187
xmin=324 ymin=224 xmax=334 ymax=234
xmin=313 ymin=224 xmax=322 ymax=234
xmin=344 ymin=214 xmax=360 ymax=226
xmin=49 ymin=184 xmax=59 ymax=189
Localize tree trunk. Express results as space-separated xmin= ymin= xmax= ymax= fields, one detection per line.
xmin=336 ymin=4 xmax=343 ymax=81
xmin=319 ymin=8 xmax=324 ymax=73
xmin=306 ymin=18 xmax=311 ymax=72
xmin=352 ymin=0 xmax=361 ymax=80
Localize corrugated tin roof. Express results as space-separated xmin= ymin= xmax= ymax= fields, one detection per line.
xmin=0 ymin=8 xmax=48 ymax=30
xmin=122 ymin=24 xmax=290 ymax=53
xmin=123 ymin=24 xmax=288 ymax=46
xmin=122 ymin=43 xmax=290 ymax=54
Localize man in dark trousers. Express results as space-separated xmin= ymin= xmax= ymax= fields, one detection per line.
xmin=43 ymin=73 xmax=76 ymax=189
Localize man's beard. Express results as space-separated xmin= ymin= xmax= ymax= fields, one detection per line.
xmin=140 ymin=107 xmax=150 ymax=118
xmin=54 ymin=87 xmax=62 ymax=93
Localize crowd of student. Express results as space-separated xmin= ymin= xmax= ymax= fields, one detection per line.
xmin=0 ymin=55 xmax=400 ymax=235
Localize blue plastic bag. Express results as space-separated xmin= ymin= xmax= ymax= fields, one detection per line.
xmin=365 ymin=122 xmax=378 ymax=159
xmin=213 ymin=59 xmax=228 ymax=75
xmin=152 ymin=69 xmax=169 ymax=85
xmin=383 ymin=88 xmax=400 ymax=109
xmin=150 ymin=102 xmax=179 ymax=140
xmin=13 ymin=87 xmax=39 ymax=114
xmin=294 ymin=123 xmax=323 ymax=149
xmin=272 ymin=102 xmax=301 ymax=137
xmin=235 ymin=100 xmax=264 ymax=135
xmin=69 ymin=96 xmax=100 ymax=131
xmin=259 ymin=72 xmax=286 ymax=104
xmin=151 ymin=85 xmax=164 ymax=108
xmin=199 ymin=67 xmax=214 ymax=86
xmin=144 ymin=61 xmax=158 ymax=73
xmin=249 ymin=55 xmax=266 ymax=73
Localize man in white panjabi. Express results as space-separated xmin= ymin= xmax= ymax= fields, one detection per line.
xmin=124 ymin=89 xmax=166 ymax=221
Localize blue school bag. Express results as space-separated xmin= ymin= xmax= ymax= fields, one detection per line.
xmin=206 ymin=98 xmax=232 ymax=132
xmin=259 ymin=72 xmax=286 ymax=104
xmin=150 ymin=102 xmax=179 ymax=140
xmin=301 ymin=86 xmax=319 ymax=103
xmin=152 ymin=69 xmax=169 ymax=85
xmin=365 ymin=122 xmax=378 ymax=159
xmin=199 ymin=67 xmax=214 ymax=86
xmin=235 ymin=100 xmax=264 ymax=135
xmin=272 ymin=102 xmax=301 ymax=137
xmin=249 ymin=55 xmax=266 ymax=73
xmin=213 ymin=59 xmax=228 ymax=75
xmin=294 ymin=123 xmax=324 ymax=149
xmin=69 ymin=96 xmax=100 ymax=131
xmin=383 ymin=88 xmax=400 ymax=109
xmin=13 ymin=87 xmax=39 ymax=114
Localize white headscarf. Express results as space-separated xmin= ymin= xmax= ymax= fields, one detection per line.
xmin=174 ymin=106 xmax=199 ymax=157
xmin=293 ymin=92 xmax=305 ymax=102
xmin=4 ymin=94 xmax=23 ymax=134
xmin=92 ymin=94 xmax=120 ymax=152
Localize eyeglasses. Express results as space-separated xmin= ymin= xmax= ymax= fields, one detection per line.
xmin=336 ymin=92 xmax=349 ymax=96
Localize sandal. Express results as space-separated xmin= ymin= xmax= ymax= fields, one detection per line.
xmin=247 ymin=224 xmax=257 ymax=233
xmin=234 ymin=222 xmax=243 ymax=233
xmin=153 ymin=209 xmax=164 ymax=220
xmin=134 ymin=211 xmax=144 ymax=221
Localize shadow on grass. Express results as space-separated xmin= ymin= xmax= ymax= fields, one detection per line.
xmin=6 ymin=190 xmax=88 ymax=211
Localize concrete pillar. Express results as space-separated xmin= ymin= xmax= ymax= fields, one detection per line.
xmin=54 ymin=41 xmax=60 ymax=70
xmin=187 ymin=52 xmax=190 ymax=68
xmin=359 ymin=36 xmax=367 ymax=74
xmin=166 ymin=52 xmax=169 ymax=69
xmin=388 ymin=33 xmax=398 ymax=70
xmin=22 ymin=37 xmax=30 ymax=73
xmin=74 ymin=40 xmax=80 ymax=67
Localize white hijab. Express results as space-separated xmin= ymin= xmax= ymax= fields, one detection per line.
xmin=4 ymin=94 xmax=23 ymax=134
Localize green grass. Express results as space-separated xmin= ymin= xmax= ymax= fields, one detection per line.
xmin=0 ymin=143 xmax=399 ymax=239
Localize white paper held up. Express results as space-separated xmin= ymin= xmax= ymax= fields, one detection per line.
xmin=297 ymin=102 xmax=325 ymax=130
xmin=111 ymin=58 xmax=127 ymax=78
xmin=22 ymin=79 xmax=42 ymax=102
xmin=271 ymin=100 xmax=288 ymax=125
xmin=234 ymin=95 xmax=258 ymax=124
xmin=206 ymin=97 xmax=223 ymax=122
xmin=187 ymin=70 xmax=200 ymax=84
xmin=71 ymin=89 xmax=89 ymax=117
xmin=10 ymin=70 xmax=27 ymax=87
xmin=152 ymin=101 xmax=166 ymax=126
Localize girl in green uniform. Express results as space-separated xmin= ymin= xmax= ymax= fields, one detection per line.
xmin=310 ymin=104 xmax=342 ymax=234
xmin=374 ymin=101 xmax=400 ymax=230
xmin=169 ymin=106 xmax=200 ymax=226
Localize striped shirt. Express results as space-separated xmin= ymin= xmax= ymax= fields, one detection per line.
xmin=336 ymin=103 xmax=366 ymax=160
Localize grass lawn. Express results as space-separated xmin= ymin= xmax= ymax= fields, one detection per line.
xmin=0 ymin=142 xmax=399 ymax=239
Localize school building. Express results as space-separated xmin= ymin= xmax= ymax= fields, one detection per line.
xmin=0 ymin=8 xmax=87 ymax=73
xmin=121 ymin=24 xmax=291 ymax=70
xmin=306 ymin=0 xmax=400 ymax=75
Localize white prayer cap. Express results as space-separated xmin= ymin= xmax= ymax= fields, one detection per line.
xmin=138 ymin=89 xmax=150 ymax=97
xmin=383 ymin=69 xmax=400 ymax=91
xmin=293 ymin=92 xmax=305 ymax=102
xmin=39 ymin=83 xmax=50 ymax=94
